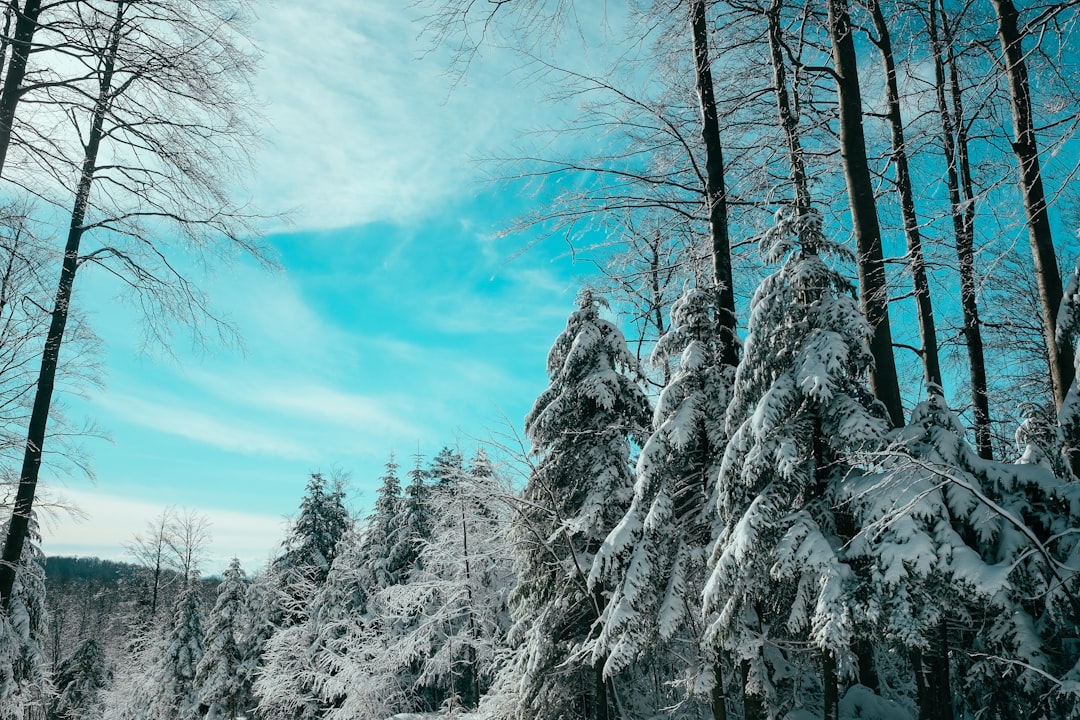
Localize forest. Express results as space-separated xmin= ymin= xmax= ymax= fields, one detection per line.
xmin=0 ymin=0 xmax=1079 ymax=719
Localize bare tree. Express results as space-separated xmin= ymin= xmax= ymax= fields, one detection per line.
xmin=825 ymin=0 xmax=904 ymax=429
xmin=989 ymin=0 xmax=1073 ymax=410
xmin=0 ymin=0 xmax=267 ymax=609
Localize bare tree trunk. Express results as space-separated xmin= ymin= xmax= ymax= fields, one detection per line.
xmin=990 ymin=0 xmax=1073 ymax=409
xmin=690 ymin=0 xmax=738 ymax=368
xmin=823 ymin=649 xmax=839 ymax=720
xmin=928 ymin=0 xmax=993 ymax=458
xmin=866 ymin=0 xmax=943 ymax=393
xmin=0 ymin=1 xmax=123 ymax=609
xmin=825 ymin=0 xmax=904 ymax=428
xmin=711 ymin=661 xmax=728 ymax=720
xmin=766 ymin=0 xmax=811 ymax=220
xmin=0 ymin=0 xmax=42 ymax=179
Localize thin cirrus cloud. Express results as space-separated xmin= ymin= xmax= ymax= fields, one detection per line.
xmin=91 ymin=391 xmax=315 ymax=461
xmin=249 ymin=1 xmax=528 ymax=232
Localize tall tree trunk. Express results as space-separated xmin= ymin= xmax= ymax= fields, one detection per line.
xmin=825 ymin=0 xmax=904 ymax=428
xmin=0 ymin=1 xmax=123 ymax=608
xmin=711 ymin=660 xmax=728 ymax=720
xmin=990 ymin=0 xmax=1073 ymax=409
xmin=928 ymin=0 xmax=993 ymax=459
xmin=823 ymin=649 xmax=839 ymax=720
xmin=766 ymin=0 xmax=811 ymax=221
xmin=0 ymin=0 xmax=42 ymax=179
xmin=690 ymin=0 xmax=738 ymax=368
xmin=866 ymin=0 xmax=943 ymax=393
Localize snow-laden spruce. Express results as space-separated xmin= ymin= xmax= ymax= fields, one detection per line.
xmin=157 ymin=572 xmax=205 ymax=720
xmin=703 ymin=209 xmax=889 ymax=718
xmin=196 ymin=558 xmax=248 ymax=720
xmin=50 ymin=637 xmax=109 ymax=720
xmin=847 ymin=388 xmax=1080 ymax=718
xmin=253 ymin=473 xmax=351 ymax=720
xmin=493 ymin=290 xmax=650 ymax=720
xmin=0 ymin=519 xmax=49 ymax=720
xmin=588 ymin=286 xmax=734 ymax=715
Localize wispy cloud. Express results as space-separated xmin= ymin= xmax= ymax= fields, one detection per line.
xmin=39 ymin=488 xmax=288 ymax=571
xmin=92 ymin=392 xmax=315 ymax=460
xmin=249 ymin=1 xmax=535 ymax=232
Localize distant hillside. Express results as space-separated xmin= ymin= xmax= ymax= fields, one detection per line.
xmin=45 ymin=555 xmax=143 ymax=584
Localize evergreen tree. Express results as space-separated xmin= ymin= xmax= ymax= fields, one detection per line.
xmin=196 ymin=558 xmax=248 ymax=719
xmin=252 ymin=474 xmax=352 ymax=720
xmin=391 ymin=454 xmax=434 ymax=580
xmin=590 ymin=286 xmax=734 ymax=717
xmin=0 ymin=515 xmax=50 ymax=720
xmin=368 ymin=454 xmax=405 ymax=587
xmin=430 ymin=447 xmax=464 ymax=488
xmin=157 ymin=573 xmax=205 ymax=720
xmin=50 ymin=637 xmax=109 ymax=720
xmin=501 ymin=290 xmax=650 ymax=720
xmin=274 ymin=473 xmax=351 ymax=603
xmin=369 ymin=446 xmax=515 ymax=713
xmin=703 ymin=209 xmax=889 ymax=719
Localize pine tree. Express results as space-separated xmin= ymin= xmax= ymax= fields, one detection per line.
xmin=371 ymin=446 xmax=515 ymax=713
xmin=368 ymin=455 xmax=405 ymax=587
xmin=157 ymin=573 xmax=205 ymax=720
xmin=0 ymin=515 xmax=49 ymax=720
xmin=502 ymin=290 xmax=650 ymax=720
xmin=196 ymin=558 xmax=248 ymax=719
xmin=703 ymin=209 xmax=889 ymax=719
xmin=391 ymin=454 xmax=434 ymax=580
xmin=253 ymin=474 xmax=352 ymax=720
xmin=50 ymin=637 xmax=109 ymax=720
xmin=274 ymin=473 xmax=351 ymax=604
xmin=589 ymin=286 xmax=733 ymax=716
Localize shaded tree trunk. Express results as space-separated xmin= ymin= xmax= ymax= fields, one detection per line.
xmin=766 ymin=0 xmax=811 ymax=221
xmin=690 ymin=0 xmax=738 ymax=368
xmin=823 ymin=649 xmax=839 ymax=720
xmin=0 ymin=0 xmax=42 ymax=178
xmin=866 ymin=0 xmax=943 ymax=393
xmin=825 ymin=0 xmax=904 ymax=428
xmin=990 ymin=0 xmax=1073 ymax=409
xmin=928 ymin=0 xmax=992 ymax=458
xmin=0 ymin=1 xmax=123 ymax=609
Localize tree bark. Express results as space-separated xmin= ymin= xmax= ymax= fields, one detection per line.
xmin=0 ymin=0 xmax=42 ymax=179
xmin=766 ymin=0 xmax=812 ymax=223
xmin=823 ymin=649 xmax=839 ymax=720
xmin=690 ymin=0 xmax=738 ymax=368
xmin=0 ymin=1 xmax=123 ymax=609
xmin=825 ymin=0 xmax=904 ymax=428
xmin=928 ymin=0 xmax=993 ymax=458
xmin=990 ymin=0 xmax=1073 ymax=410
xmin=711 ymin=660 xmax=728 ymax=720
xmin=866 ymin=0 xmax=943 ymax=393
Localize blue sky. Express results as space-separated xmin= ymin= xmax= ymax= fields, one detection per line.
xmin=39 ymin=1 xmax=602 ymax=572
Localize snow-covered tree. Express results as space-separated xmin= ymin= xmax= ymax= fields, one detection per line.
xmin=367 ymin=447 xmax=516 ymax=713
xmin=589 ymin=285 xmax=734 ymax=717
xmin=253 ymin=474 xmax=352 ymax=720
xmin=273 ymin=473 xmax=351 ymax=609
xmin=500 ymin=290 xmax=650 ymax=720
xmin=156 ymin=573 xmax=205 ymax=720
xmin=390 ymin=454 xmax=434 ymax=580
xmin=0 ymin=516 xmax=50 ymax=720
xmin=50 ymin=637 xmax=109 ymax=720
xmin=368 ymin=454 xmax=405 ymax=588
xmin=703 ymin=209 xmax=889 ymax=719
xmin=196 ymin=558 xmax=248 ymax=719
